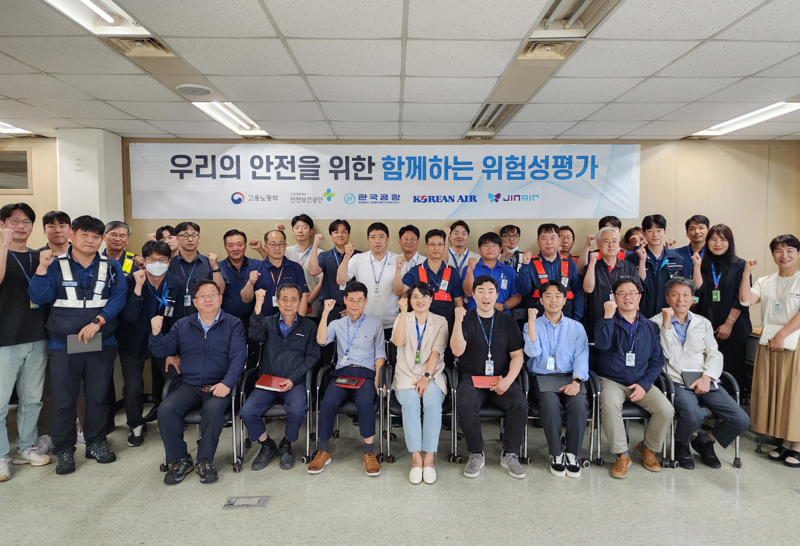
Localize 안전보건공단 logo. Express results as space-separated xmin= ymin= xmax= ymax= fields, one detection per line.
xmin=323 ymin=189 xmax=335 ymax=201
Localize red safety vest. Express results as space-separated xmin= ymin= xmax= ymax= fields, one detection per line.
xmin=418 ymin=264 xmax=452 ymax=301
xmin=531 ymin=255 xmax=574 ymax=299
xmin=565 ymin=253 xmax=578 ymax=265
xmin=617 ymin=250 xmax=626 ymax=260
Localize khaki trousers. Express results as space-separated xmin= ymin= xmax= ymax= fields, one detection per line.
xmin=599 ymin=377 xmax=674 ymax=454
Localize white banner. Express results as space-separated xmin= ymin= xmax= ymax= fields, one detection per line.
xmin=129 ymin=143 xmax=640 ymax=220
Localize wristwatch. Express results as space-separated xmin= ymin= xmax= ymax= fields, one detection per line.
xmin=91 ymin=317 xmax=102 ymax=325
xmin=573 ymin=377 xmax=584 ymax=384
xmin=502 ymin=302 xmax=509 ymax=311
xmin=423 ymin=372 xmax=432 ymax=379
xmin=211 ymin=267 xmax=221 ymax=273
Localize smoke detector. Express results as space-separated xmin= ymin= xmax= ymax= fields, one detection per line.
xmin=176 ymin=84 xmax=213 ymax=96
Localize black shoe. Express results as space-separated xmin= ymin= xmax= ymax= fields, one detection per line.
xmin=143 ymin=405 xmax=158 ymax=423
xmin=55 ymin=449 xmax=76 ymax=475
xmin=127 ymin=424 xmax=146 ymax=447
xmin=164 ymin=455 xmax=194 ymax=485
xmin=675 ymin=440 xmax=695 ymax=470
xmin=768 ymin=446 xmax=790 ymax=462
xmin=251 ymin=441 xmax=277 ymax=471
xmin=85 ymin=441 xmax=116 ymax=464
xmin=391 ymin=416 xmax=403 ymax=428
xmin=196 ymin=459 xmax=218 ymax=484
xmin=784 ymin=450 xmax=800 ymax=468
xmin=691 ymin=436 xmax=721 ymax=469
xmin=279 ymin=443 xmax=294 ymax=470
xmin=441 ymin=415 xmax=452 ymax=431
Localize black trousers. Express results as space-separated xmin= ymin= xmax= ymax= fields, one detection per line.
xmin=531 ymin=376 xmax=589 ymax=457
xmin=718 ymin=335 xmax=750 ymax=395
xmin=49 ymin=345 xmax=118 ymax=453
xmin=457 ymin=378 xmax=528 ymax=454
xmin=119 ymin=350 xmax=167 ymax=429
xmin=159 ymin=381 xmax=230 ymax=464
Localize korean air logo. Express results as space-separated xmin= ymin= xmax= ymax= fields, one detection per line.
xmin=488 ymin=193 xmax=501 ymax=203
xmin=231 ymin=192 xmax=244 ymax=204
xmin=322 ymin=188 xmax=335 ymax=201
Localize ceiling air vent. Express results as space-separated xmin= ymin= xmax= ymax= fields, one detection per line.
xmin=105 ymin=37 xmax=173 ymax=57
xmin=519 ymin=41 xmax=576 ymax=61
xmin=465 ymin=104 xmax=523 ymax=139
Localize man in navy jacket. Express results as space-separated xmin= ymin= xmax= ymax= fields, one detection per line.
xmin=149 ymin=279 xmax=246 ymax=485
xmin=595 ymin=276 xmax=673 ymax=479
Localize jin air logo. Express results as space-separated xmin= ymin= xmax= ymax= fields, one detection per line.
xmin=322 ymin=189 xmax=335 ymax=201
xmin=488 ymin=193 xmax=501 ymax=203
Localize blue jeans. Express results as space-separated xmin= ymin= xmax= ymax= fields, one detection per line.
xmin=394 ymin=383 xmax=445 ymax=453
xmin=0 ymin=341 xmax=47 ymax=458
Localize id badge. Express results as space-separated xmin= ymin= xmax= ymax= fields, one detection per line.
xmin=183 ymin=295 xmax=192 ymax=307
xmin=546 ymin=355 xmax=556 ymax=371
xmin=625 ymin=352 xmax=636 ymax=367
xmin=163 ymin=306 xmax=174 ymax=318
xmin=439 ymin=279 xmax=449 ymax=291
xmin=500 ymin=278 xmax=508 ymax=290
xmin=415 ymin=351 xmax=421 ymax=365
xmin=30 ymin=300 xmax=39 ymax=309
xmin=374 ymin=285 xmax=381 ymax=297
xmin=340 ymin=355 xmax=348 ymax=367
xmin=712 ymin=290 xmax=720 ymax=302
xmin=561 ymin=277 xmax=569 ymax=288
xmin=272 ymin=295 xmax=278 ymax=307
xmin=609 ymin=293 xmax=615 ymax=302
xmin=485 ymin=360 xmax=494 ymax=376
xmin=773 ymin=301 xmax=782 ymax=315
xmin=338 ymin=283 xmax=346 ymax=291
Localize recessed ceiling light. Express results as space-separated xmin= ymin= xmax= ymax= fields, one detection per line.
xmin=42 ymin=0 xmax=150 ymax=36
xmin=193 ymin=102 xmax=268 ymax=137
xmin=693 ymin=102 xmax=800 ymax=137
xmin=0 ymin=121 xmax=33 ymax=134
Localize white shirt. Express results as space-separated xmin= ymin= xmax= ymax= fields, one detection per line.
xmin=347 ymin=250 xmax=399 ymax=328
xmin=650 ymin=311 xmax=723 ymax=384
xmin=447 ymin=248 xmax=480 ymax=278
xmin=400 ymin=251 xmax=426 ymax=276
xmin=285 ymin=244 xmax=323 ymax=317
xmin=752 ymin=270 xmax=800 ymax=326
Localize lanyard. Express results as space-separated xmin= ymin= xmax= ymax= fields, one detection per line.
xmin=427 ymin=264 xmax=444 ymax=288
xmin=625 ymin=313 xmax=639 ymax=352
xmin=478 ymin=313 xmax=495 ymax=359
xmin=333 ymin=248 xmax=343 ymax=267
xmin=545 ymin=319 xmax=563 ymax=357
xmin=178 ymin=259 xmax=198 ymax=293
xmin=369 ymin=252 xmax=389 ymax=284
xmin=7 ymin=250 xmax=32 ymax=284
xmin=415 ymin=318 xmax=428 ymax=351
xmin=345 ymin=314 xmax=365 ymax=355
xmin=295 ymin=245 xmax=312 ymax=266
xmin=269 ymin=264 xmax=284 ymax=288
xmin=223 ymin=258 xmax=248 ymax=280
xmin=449 ymin=249 xmax=468 ymax=273
xmin=711 ymin=263 xmax=722 ymax=289
xmin=147 ymin=281 xmax=170 ymax=308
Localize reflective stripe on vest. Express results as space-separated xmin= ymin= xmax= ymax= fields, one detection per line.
xmin=418 ymin=264 xmax=452 ymax=302
xmin=53 ymin=254 xmax=109 ymax=309
xmin=531 ymin=255 xmax=574 ymax=299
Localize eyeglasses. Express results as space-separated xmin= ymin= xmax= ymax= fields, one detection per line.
xmin=501 ymin=234 xmax=520 ymax=239
xmin=5 ymin=218 xmax=32 ymax=227
xmin=451 ymin=230 xmax=468 ymax=237
xmin=481 ymin=244 xmax=500 ymax=249
xmin=426 ymin=243 xmax=446 ymax=248
xmin=266 ymin=242 xmax=287 ymax=248
xmin=614 ymin=291 xmax=641 ymax=298
xmin=178 ymin=233 xmax=200 ymax=239
xmin=195 ymin=293 xmax=219 ymax=300
xmin=106 ymin=233 xmax=129 ymax=240
xmin=145 ymin=257 xmax=170 ymax=264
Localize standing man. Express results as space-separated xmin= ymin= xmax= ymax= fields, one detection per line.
xmin=0 ymin=203 xmax=50 ymax=481
xmin=577 ymin=216 xmax=633 ymax=272
xmin=398 ymin=225 xmax=425 ymax=276
xmin=446 ymin=220 xmax=480 ymax=279
xmin=674 ymin=215 xmax=710 ymax=267
xmin=559 ymin=226 xmax=578 ymax=263
xmin=499 ymin=224 xmax=524 ymax=272
xmin=168 ymin=222 xmax=225 ymax=313
xmin=29 ymin=215 xmax=127 ymax=475
xmin=39 ymin=210 xmax=71 ymax=254
xmin=281 ymin=215 xmax=324 ymax=321
xmin=462 ymin=232 xmax=520 ymax=315
xmin=219 ymin=229 xmax=261 ymax=327
xmin=151 ymin=225 xmax=179 ymax=258
xmin=103 ymin=221 xmax=141 ymax=276
xmin=308 ymin=219 xmax=360 ymax=325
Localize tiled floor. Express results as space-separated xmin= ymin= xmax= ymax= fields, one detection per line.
xmin=3 ymin=408 xmax=799 ymax=546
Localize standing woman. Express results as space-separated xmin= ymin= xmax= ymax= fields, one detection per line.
xmin=391 ymin=282 xmax=449 ymax=484
xmin=697 ymin=224 xmax=752 ymax=394
xmin=740 ymin=234 xmax=800 ymax=468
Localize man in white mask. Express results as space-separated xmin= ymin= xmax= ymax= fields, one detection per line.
xmin=117 ymin=241 xmax=188 ymax=448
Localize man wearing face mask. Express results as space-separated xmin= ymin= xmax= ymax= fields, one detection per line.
xmin=117 ymin=241 xmax=187 ymax=448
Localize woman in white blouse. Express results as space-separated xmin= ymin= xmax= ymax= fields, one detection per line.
xmin=740 ymin=234 xmax=800 ymax=468
xmin=391 ymin=282 xmax=449 ymax=484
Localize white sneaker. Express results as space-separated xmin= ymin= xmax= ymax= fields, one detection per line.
xmin=77 ymin=428 xmax=85 ymax=444
xmin=423 ymin=466 xmax=437 ymax=484
xmin=11 ymin=447 xmax=51 ymax=466
xmin=0 ymin=458 xmax=9 ymax=481
xmin=33 ymin=435 xmax=53 ymax=456
xmin=409 ymin=466 xmax=423 ymax=485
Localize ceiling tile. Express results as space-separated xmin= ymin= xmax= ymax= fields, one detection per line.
xmin=147 ymin=121 xmax=233 ymax=135
xmin=0 ymin=74 xmax=92 ymax=100
xmin=166 ymin=38 xmax=297 ymax=76
xmin=71 ymin=119 xmax=167 ymax=134
xmin=0 ymin=100 xmax=55 ymax=119
xmin=588 ymin=102 xmax=686 ymax=121
xmin=402 ymin=103 xmax=481 ymax=122
xmin=720 ymin=121 xmax=800 ymax=137
xmin=123 ymin=134 xmax=178 ymax=138
xmin=288 ymin=39 xmax=401 ymax=76
xmin=659 ymin=102 xmax=772 ymax=121
xmin=498 ymin=121 xmax=576 ymax=136
xmin=122 ymin=0 xmax=276 ymax=37
xmin=338 ymin=135 xmax=397 ymax=140
xmin=207 ymin=75 xmax=313 ymax=102
xmin=331 ymin=121 xmax=398 ymax=136
xmin=322 ymin=102 xmax=399 ymax=121
xmin=698 ymin=77 xmax=800 ymax=103
xmin=615 ymin=77 xmax=739 ymax=102
xmin=0 ymin=0 xmax=87 ymax=36
xmin=0 ymin=37 xmax=141 ymax=75
xmin=718 ymin=0 xmax=800 ymax=42
xmin=713 ymin=135 xmax=777 ymax=140
xmin=514 ymin=103 xmax=605 ymax=122
xmin=402 ymin=122 xmax=468 ymax=136
xmin=107 ymin=101 xmax=210 ymax=121
xmin=262 ymin=121 xmax=334 ymax=136
xmin=592 ymin=0 xmax=765 ymax=40
xmin=618 ymin=135 xmax=683 ymax=140
xmin=271 ymin=135 xmax=338 ymax=140
xmin=400 ymin=135 xmax=459 ymax=140
xmin=532 ymin=78 xmax=644 ymax=103
xmin=174 ymin=134 xmax=242 ymax=139
xmin=0 ymin=53 xmax=39 ymax=75
xmin=266 ymin=0 xmax=402 ymax=38
xmin=239 ymin=102 xmax=323 ymax=122
xmin=774 ymin=134 xmax=800 ymax=140
xmin=22 ymin=99 xmax=133 ymax=120
xmin=404 ymin=77 xmax=497 ymax=103
xmin=625 ymin=120 xmax=712 ymax=136
xmin=495 ymin=135 xmax=559 ymax=140
xmin=556 ymin=135 xmax=620 ymax=140
xmin=562 ymin=121 xmax=648 ymax=136
xmin=757 ymin=54 xmax=800 ymax=77
xmin=658 ymin=42 xmax=800 ymax=78
xmin=558 ymin=41 xmax=699 ymax=78
xmin=408 ymin=0 xmax=549 ymax=39
xmin=56 ymin=75 xmax=181 ymax=101
xmin=406 ymin=41 xmax=519 ymax=78
xmin=307 ymin=76 xmax=399 ymax=102
xmin=7 ymin=118 xmax=86 ymax=134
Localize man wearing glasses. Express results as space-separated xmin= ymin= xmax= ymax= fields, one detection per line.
xmin=150 ymin=280 xmax=246 ymax=485
xmin=103 ymin=221 xmax=142 ymax=277
xmin=595 ymin=276 xmax=673 ymax=479
xmin=167 ymin=222 xmax=225 ymax=312
xmin=499 ymin=224 xmax=524 ymax=271
xmin=462 ymin=232 xmax=520 ymax=315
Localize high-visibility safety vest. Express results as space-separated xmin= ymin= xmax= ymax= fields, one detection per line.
xmin=418 ymin=264 xmax=452 ymax=301
xmin=530 ymin=255 xmax=574 ymax=300
xmin=121 ymin=251 xmax=136 ymax=275
xmin=54 ymin=253 xmax=110 ymax=309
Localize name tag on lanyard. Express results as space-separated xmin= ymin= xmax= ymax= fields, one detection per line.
xmin=712 ymin=289 xmax=721 ymax=302
xmin=626 ymin=352 xmax=636 ymax=367
xmin=546 ymin=355 xmax=556 ymax=371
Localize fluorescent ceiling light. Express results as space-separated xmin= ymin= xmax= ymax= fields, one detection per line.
xmin=212 ymin=102 xmax=249 ymax=130
xmin=0 ymin=121 xmax=33 ymax=134
xmin=693 ymin=102 xmax=800 ymax=137
xmin=193 ymin=102 xmax=269 ymax=137
xmin=79 ymin=0 xmax=114 ymax=23
xmin=42 ymin=0 xmax=150 ymax=36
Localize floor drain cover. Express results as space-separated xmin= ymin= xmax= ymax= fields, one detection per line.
xmin=223 ymin=496 xmax=270 ymax=510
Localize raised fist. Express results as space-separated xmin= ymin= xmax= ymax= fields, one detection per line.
xmin=662 ymin=307 xmax=674 ymax=321
xmin=133 ymin=269 xmax=146 ymax=286
xmin=39 ymin=249 xmax=54 ymax=269
xmin=454 ymin=307 xmax=467 ymax=322
xmin=395 ymin=256 xmax=405 ymax=270
xmin=249 ymin=239 xmax=263 ymax=250
xmin=744 ymin=259 xmax=757 ymax=273
xmin=314 ymin=233 xmax=325 ymax=246
xmin=275 ymin=223 xmax=286 ymax=232
xmin=248 ymin=270 xmax=261 ymax=285
xmin=345 ymin=243 xmax=355 ymax=257
xmin=467 ymin=257 xmax=478 ymax=271
xmin=603 ymin=299 xmax=617 ymax=319
xmin=146 ymin=232 xmax=157 ymax=242
xmin=323 ymin=299 xmax=336 ymax=312
xmin=151 ymin=315 xmax=164 ymax=334
xmin=589 ymin=252 xmax=598 ymax=265
xmin=636 ymin=246 xmax=647 ymax=261
xmin=586 ymin=234 xmax=596 ymax=247
xmin=442 ymin=226 xmax=451 ymax=239
xmin=254 ymin=289 xmax=267 ymax=304
xmin=398 ymin=297 xmax=408 ymax=312
xmin=133 ymin=256 xmax=145 ymax=270
xmin=691 ymin=252 xmax=702 ymax=267
xmin=522 ymin=251 xmax=532 ymax=265
xmin=665 ymin=238 xmax=676 ymax=249
xmin=527 ymin=308 xmax=538 ymax=320
xmin=0 ymin=228 xmax=14 ymax=246
xmin=207 ymin=252 xmax=218 ymax=267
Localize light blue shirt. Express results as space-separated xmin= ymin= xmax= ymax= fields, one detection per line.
xmin=324 ymin=313 xmax=387 ymax=370
xmin=198 ymin=310 xmax=221 ymax=335
xmin=671 ymin=314 xmax=691 ymax=346
xmin=523 ymin=314 xmax=589 ymax=380
xmin=279 ymin=314 xmax=299 ymax=336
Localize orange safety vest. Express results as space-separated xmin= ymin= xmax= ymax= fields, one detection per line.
xmin=617 ymin=250 xmax=626 ymax=260
xmin=531 ymin=255 xmax=574 ymax=299
xmin=418 ymin=264 xmax=452 ymax=301
xmin=565 ymin=252 xmax=578 ymax=265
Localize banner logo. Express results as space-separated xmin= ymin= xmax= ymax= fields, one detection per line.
xmin=344 ymin=193 xmax=356 ymax=205
xmin=488 ymin=193 xmax=501 ymax=203
xmin=231 ymin=192 xmax=244 ymax=204
xmin=413 ymin=195 xmax=477 ymax=203
xmin=323 ymin=189 xmax=335 ymax=201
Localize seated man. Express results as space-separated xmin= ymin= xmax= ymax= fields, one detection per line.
xmin=654 ymin=277 xmax=749 ymax=469
xmin=311 ymin=283 xmax=385 ymax=476
xmin=240 ymin=284 xmax=319 ymax=471
xmin=451 ymin=275 xmax=528 ymax=479
xmin=149 ymin=280 xmax=246 ymax=485
xmin=595 ymin=276 xmax=674 ymax=479
xmin=523 ymin=281 xmax=589 ymax=478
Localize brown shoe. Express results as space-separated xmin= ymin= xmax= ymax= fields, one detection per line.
xmin=307 ymin=451 xmax=331 ymax=474
xmin=611 ymin=453 xmax=631 ymax=479
xmin=636 ymin=444 xmax=662 ymax=472
xmin=364 ymin=453 xmax=381 ymax=477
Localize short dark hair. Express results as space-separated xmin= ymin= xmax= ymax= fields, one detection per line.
xmin=537 ymin=223 xmax=560 ymax=237
xmin=175 ymin=221 xmax=200 ymax=234
xmin=155 ymin=225 xmax=176 ymax=240
xmin=141 ymin=240 xmax=171 ymax=259
xmin=769 ymin=234 xmax=800 ymax=253
xmin=559 ymin=225 xmax=575 ymax=240
xmin=264 ymin=229 xmax=286 ymax=241
xmin=685 ymin=215 xmax=710 ymax=231
xmin=473 ymin=275 xmax=498 ymax=292
xmin=0 ymin=202 xmax=35 ymax=223
xmin=612 ymin=276 xmax=643 ymax=294
xmin=642 ymin=214 xmax=667 ymax=231
xmin=623 ymin=226 xmax=643 ymax=250
xmin=500 ymin=224 xmax=521 ymax=237
xmin=367 ymin=222 xmax=389 ymax=238
xmin=329 ymin=219 xmax=351 ymax=234
xmin=344 ymin=281 xmax=368 ymax=299
xmin=478 ymin=232 xmax=502 ymax=247
xmin=71 ymin=215 xmax=105 ymax=237
xmin=424 ymin=229 xmax=446 ymax=244
xmin=599 ymin=216 xmax=622 ymax=230
xmin=291 ymin=214 xmax=314 ymax=229
xmin=42 ymin=210 xmax=70 ymax=228
xmin=407 ymin=281 xmax=433 ymax=311
xmin=399 ymin=225 xmax=420 ymax=239
xmin=192 ymin=279 xmax=218 ymax=298
xmin=276 ymin=283 xmax=302 ymax=299
xmin=223 ymin=229 xmax=247 ymax=244
xmin=450 ymin=220 xmax=470 ymax=234
xmin=539 ymin=280 xmax=566 ymax=298
xmin=665 ymin=277 xmax=696 ymax=297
